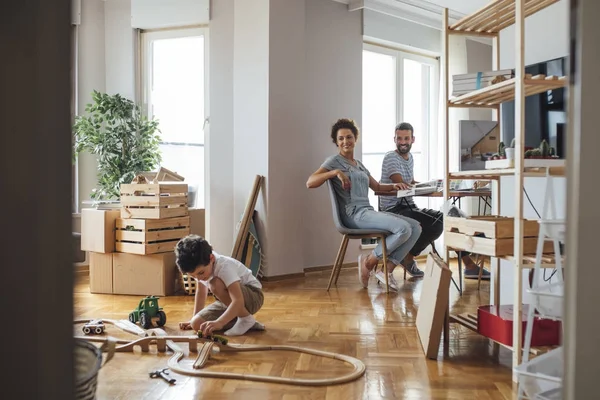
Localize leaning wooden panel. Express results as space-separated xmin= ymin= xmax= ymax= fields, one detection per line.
xmin=416 ymin=253 xmax=452 ymax=359
xmin=231 ymin=175 xmax=264 ymax=261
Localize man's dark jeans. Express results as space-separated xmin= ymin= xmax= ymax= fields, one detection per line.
xmin=384 ymin=202 xmax=470 ymax=258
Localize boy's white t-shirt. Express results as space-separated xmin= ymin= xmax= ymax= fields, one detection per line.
xmin=197 ymin=251 xmax=262 ymax=290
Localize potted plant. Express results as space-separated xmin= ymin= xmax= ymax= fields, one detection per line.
xmin=505 ymin=138 xmax=515 ymax=160
xmin=73 ymin=90 xmax=162 ymax=201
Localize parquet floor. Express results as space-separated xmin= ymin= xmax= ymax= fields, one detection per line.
xmin=74 ymin=262 xmax=516 ymax=399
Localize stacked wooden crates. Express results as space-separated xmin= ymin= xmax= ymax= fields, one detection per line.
xmin=113 ymin=182 xmax=191 ymax=296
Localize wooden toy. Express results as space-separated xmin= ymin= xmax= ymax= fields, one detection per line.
xmin=77 ymin=332 xmax=366 ymax=386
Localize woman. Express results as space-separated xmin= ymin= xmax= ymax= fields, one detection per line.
xmin=306 ymin=118 xmax=423 ymax=290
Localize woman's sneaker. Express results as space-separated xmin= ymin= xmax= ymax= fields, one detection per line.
xmin=358 ymin=254 xmax=371 ymax=288
xmin=374 ymin=270 xmax=400 ymax=291
xmin=464 ymin=266 xmax=491 ymax=280
xmin=403 ymin=260 xmax=424 ymax=278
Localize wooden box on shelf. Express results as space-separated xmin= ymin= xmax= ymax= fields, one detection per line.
xmin=112 ymin=252 xmax=178 ymax=296
xmin=115 ymin=216 xmax=190 ymax=255
xmin=81 ymin=208 xmax=120 ymax=253
xmin=444 ymin=216 xmax=552 ymax=257
xmin=120 ymin=182 xmax=189 ymax=219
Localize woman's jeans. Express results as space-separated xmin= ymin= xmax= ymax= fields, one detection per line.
xmin=342 ymin=207 xmax=422 ymax=266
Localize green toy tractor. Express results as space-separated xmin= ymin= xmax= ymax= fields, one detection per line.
xmin=128 ymin=295 xmax=166 ymax=329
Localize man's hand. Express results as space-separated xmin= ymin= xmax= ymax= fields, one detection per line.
xmin=393 ymin=182 xmax=412 ymax=191
xmin=200 ymin=320 xmax=224 ymax=336
xmin=336 ymin=170 xmax=351 ymax=190
xmin=179 ymin=321 xmax=193 ymax=330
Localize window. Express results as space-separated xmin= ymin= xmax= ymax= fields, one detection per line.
xmin=142 ymin=27 xmax=208 ymax=208
xmin=362 ymin=44 xmax=438 ymax=210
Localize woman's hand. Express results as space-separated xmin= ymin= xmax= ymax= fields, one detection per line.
xmin=336 ymin=170 xmax=351 ymax=190
xmin=393 ymin=182 xmax=412 ymax=191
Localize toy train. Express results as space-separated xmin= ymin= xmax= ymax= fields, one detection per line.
xmin=196 ymin=331 xmax=228 ymax=346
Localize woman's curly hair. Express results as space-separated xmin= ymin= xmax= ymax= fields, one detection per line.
xmin=330 ymin=118 xmax=359 ymax=144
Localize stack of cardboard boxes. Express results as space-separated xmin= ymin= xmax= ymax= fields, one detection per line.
xmin=82 ymin=181 xmax=205 ymax=296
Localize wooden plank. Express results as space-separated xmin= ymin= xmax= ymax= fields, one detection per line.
xmin=121 ymin=206 xmax=189 ymax=219
xmin=231 ymin=175 xmax=264 ymax=261
xmin=116 ymin=240 xmax=180 ymax=255
xmin=116 ymin=227 xmax=189 ymax=243
xmin=449 ymin=0 xmax=561 ymax=34
xmin=120 ymin=195 xmax=188 ymax=207
xmin=445 ymin=231 xmax=552 ymax=257
xmin=116 ymin=216 xmax=191 ymax=231
xmin=120 ymin=182 xmax=188 ymax=195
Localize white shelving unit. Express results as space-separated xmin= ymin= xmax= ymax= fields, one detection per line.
xmin=440 ymin=0 xmax=567 ymax=382
xmin=516 ymin=169 xmax=565 ymax=399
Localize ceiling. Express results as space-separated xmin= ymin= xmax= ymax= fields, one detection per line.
xmin=415 ymin=0 xmax=490 ymax=15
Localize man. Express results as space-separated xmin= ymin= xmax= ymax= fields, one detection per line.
xmin=380 ymin=122 xmax=490 ymax=279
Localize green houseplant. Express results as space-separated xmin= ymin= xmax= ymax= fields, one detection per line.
xmin=73 ymin=90 xmax=162 ymax=200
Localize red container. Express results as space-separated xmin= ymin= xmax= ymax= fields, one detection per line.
xmin=477 ymin=305 xmax=561 ymax=347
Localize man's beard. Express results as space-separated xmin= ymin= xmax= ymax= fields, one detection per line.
xmin=397 ymin=144 xmax=411 ymax=154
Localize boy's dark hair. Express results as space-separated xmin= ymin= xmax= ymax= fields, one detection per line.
xmin=174 ymin=234 xmax=213 ymax=273
xmin=394 ymin=122 xmax=414 ymax=135
xmin=330 ymin=118 xmax=360 ymax=144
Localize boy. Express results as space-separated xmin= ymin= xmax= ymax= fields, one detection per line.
xmin=175 ymin=234 xmax=265 ymax=336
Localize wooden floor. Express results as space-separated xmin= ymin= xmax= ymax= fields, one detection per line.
xmin=74 ymin=263 xmax=516 ymax=399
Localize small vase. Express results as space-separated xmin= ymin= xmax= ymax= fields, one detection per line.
xmin=505 ymin=148 xmax=515 ymax=160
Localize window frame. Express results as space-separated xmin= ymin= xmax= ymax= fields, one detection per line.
xmin=140 ymin=26 xmax=209 ymax=207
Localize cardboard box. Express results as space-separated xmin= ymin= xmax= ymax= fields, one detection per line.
xmin=112 ymin=252 xmax=177 ymax=296
xmin=189 ymin=208 xmax=205 ymax=237
xmin=89 ymin=252 xmax=113 ymax=294
xmin=81 ymin=208 xmax=120 ymax=253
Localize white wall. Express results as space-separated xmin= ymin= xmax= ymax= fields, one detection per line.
xmin=77 ymin=0 xmax=105 ymax=208
xmin=232 ymin=0 xmax=270 ymax=268
xmin=499 ymin=0 xmax=569 ymax=68
xmin=303 ymin=0 xmax=363 ymax=270
xmin=466 ymin=39 xmax=493 ymax=122
xmin=206 ymin=0 xmax=235 ymax=254
xmin=363 ymin=10 xmax=441 ymax=54
xmin=267 ymin=0 xmax=308 ymax=276
xmin=494 ymin=0 xmax=569 ymax=304
xmin=104 ymin=0 xmax=135 ymax=99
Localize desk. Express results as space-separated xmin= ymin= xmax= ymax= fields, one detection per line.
xmin=375 ymin=189 xmax=492 ymax=295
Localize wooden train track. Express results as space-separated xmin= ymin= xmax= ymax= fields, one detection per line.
xmin=76 ymin=333 xmax=366 ymax=386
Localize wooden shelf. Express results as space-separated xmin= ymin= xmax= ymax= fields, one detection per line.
xmin=449 ymin=166 xmax=565 ymax=180
xmin=501 ymin=253 xmax=565 ymax=268
xmin=449 ymin=75 xmax=567 ymax=107
xmin=449 ymin=0 xmax=561 ymax=36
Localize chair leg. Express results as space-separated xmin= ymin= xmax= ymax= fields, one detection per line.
xmin=333 ymin=235 xmax=350 ymax=285
xmin=327 ymin=235 xmax=348 ymax=291
xmin=380 ymin=234 xmax=389 ymax=294
xmin=477 ymin=255 xmax=485 ymax=291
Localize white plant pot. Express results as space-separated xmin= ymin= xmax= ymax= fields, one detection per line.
xmin=505 ymin=147 xmax=515 ymax=160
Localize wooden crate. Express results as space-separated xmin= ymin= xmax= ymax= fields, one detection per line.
xmin=115 ymin=216 xmax=190 ymax=255
xmin=444 ymin=216 xmax=552 ymax=257
xmin=120 ymin=182 xmax=189 ymax=219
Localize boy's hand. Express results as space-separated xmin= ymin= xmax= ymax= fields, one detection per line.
xmin=200 ymin=320 xmax=224 ymax=336
xmin=179 ymin=321 xmax=192 ymax=330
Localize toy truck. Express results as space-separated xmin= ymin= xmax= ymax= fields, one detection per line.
xmin=128 ymin=295 xmax=167 ymax=329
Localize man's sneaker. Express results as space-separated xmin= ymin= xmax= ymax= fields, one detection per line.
xmin=464 ymin=266 xmax=491 ymax=280
xmin=403 ymin=260 xmax=424 ymax=278
xmin=358 ymin=254 xmax=371 ymax=288
xmin=374 ymin=270 xmax=400 ymax=291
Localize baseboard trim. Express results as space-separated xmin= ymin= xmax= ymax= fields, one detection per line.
xmin=303 ymin=262 xmax=357 ymax=273
xmin=260 ymin=272 xmax=305 ymax=282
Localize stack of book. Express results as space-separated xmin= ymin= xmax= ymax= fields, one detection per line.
xmin=452 ymin=69 xmax=514 ymax=97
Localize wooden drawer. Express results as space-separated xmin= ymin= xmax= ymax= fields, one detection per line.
xmin=115 ymin=216 xmax=190 ymax=255
xmin=120 ymin=182 xmax=189 ymax=219
xmin=444 ymin=216 xmax=552 ymax=257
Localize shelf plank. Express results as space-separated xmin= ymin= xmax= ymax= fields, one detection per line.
xmin=449 ymin=0 xmax=561 ymax=35
xmin=449 ymin=75 xmax=566 ymax=107
xmin=449 ymin=166 xmax=565 ymax=180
